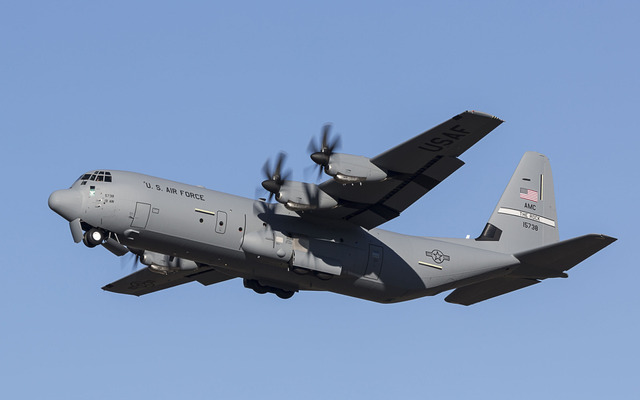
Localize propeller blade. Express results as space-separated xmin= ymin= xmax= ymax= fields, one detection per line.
xmin=328 ymin=132 xmax=341 ymax=153
xmin=321 ymin=123 xmax=341 ymax=152
xmin=262 ymin=159 xmax=272 ymax=181
xmin=122 ymin=251 xmax=143 ymax=272
xmin=274 ymin=152 xmax=285 ymax=181
xmin=321 ymin=124 xmax=330 ymax=149
xmin=303 ymin=182 xmax=319 ymax=208
xmin=307 ymin=136 xmax=318 ymax=154
xmin=253 ymin=198 xmax=276 ymax=223
xmin=303 ymin=164 xmax=324 ymax=182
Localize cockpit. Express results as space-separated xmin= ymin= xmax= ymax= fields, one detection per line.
xmin=77 ymin=171 xmax=113 ymax=185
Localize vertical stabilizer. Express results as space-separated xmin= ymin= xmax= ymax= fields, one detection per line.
xmin=477 ymin=152 xmax=559 ymax=254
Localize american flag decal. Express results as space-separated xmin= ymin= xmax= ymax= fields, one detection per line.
xmin=520 ymin=188 xmax=538 ymax=202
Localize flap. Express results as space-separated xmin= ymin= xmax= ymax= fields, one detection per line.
xmin=102 ymin=266 xmax=233 ymax=296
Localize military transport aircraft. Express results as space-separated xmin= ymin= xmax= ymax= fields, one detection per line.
xmin=48 ymin=111 xmax=615 ymax=305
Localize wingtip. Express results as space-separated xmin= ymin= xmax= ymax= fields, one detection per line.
xmin=598 ymin=234 xmax=618 ymax=244
xmin=465 ymin=110 xmax=504 ymax=122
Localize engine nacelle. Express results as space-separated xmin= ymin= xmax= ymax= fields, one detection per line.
xmin=142 ymin=251 xmax=198 ymax=274
xmin=325 ymin=153 xmax=387 ymax=183
xmin=276 ymin=181 xmax=338 ymax=211
xmin=242 ymin=230 xmax=293 ymax=263
xmin=290 ymin=237 xmax=343 ymax=278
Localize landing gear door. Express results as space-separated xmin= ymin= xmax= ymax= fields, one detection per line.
xmin=364 ymin=244 xmax=383 ymax=280
xmin=131 ymin=202 xmax=151 ymax=229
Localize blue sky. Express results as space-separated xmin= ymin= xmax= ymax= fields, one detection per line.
xmin=1 ymin=1 xmax=637 ymax=398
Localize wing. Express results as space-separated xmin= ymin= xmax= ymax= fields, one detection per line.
xmin=313 ymin=110 xmax=503 ymax=229
xmin=102 ymin=266 xmax=234 ymax=296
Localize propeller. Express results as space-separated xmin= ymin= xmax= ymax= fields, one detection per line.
xmin=121 ymin=249 xmax=144 ymax=272
xmin=261 ymin=152 xmax=290 ymax=202
xmin=308 ymin=124 xmax=341 ymax=179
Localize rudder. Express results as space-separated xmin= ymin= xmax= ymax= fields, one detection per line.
xmin=477 ymin=152 xmax=559 ymax=254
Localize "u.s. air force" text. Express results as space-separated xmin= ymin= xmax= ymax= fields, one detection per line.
xmin=143 ymin=181 xmax=205 ymax=201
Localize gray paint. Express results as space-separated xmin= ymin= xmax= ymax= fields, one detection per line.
xmin=48 ymin=112 xmax=616 ymax=304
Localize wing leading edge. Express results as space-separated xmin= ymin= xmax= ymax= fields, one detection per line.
xmin=313 ymin=110 xmax=503 ymax=229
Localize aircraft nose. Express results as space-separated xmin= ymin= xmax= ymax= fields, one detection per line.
xmin=48 ymin=189 xmax=82 ymax=221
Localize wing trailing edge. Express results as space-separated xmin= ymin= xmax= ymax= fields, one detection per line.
xmin=102 ymin=266 xmax=234 ymax=296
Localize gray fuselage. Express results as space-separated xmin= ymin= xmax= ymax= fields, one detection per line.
xmin=56 ymin=170 xmax=517 ymax=303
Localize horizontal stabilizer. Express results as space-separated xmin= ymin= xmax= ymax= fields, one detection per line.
xmin=445 ymin=234 xmax=616 ymax=305
xmin=445 ymin=277 xmax=540 ymax=306
xmin=102 ymin=266 xmax=233 ymax=296
xmin=513 ymin=234 xmax=617 ymax=279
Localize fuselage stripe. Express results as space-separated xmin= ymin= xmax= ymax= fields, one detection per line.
xmin=418 ymin=261 xmax=443 ymax=270
xmin=195 ymin=208 xmax=216 ymax=216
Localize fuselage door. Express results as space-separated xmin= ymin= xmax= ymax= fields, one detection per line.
xmin=215 ymin=211 xmax=227 ymax=234
xmin=364 ymin=244 xmax=383 ymax=280
xmin=131 ymin=202 xmax=151 ymax=229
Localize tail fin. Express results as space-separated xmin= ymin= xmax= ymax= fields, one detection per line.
xmin=477 ymin=152 xmax=559 ymax=254
xmin=444 ymin=152 xmax=617 ymax=306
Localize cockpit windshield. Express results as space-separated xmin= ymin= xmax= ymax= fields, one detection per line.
xmin=77 ymin=171 xmax=112 ymax=185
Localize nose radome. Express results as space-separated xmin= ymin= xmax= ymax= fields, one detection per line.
xmin=49 ymin=189 xmax=82 ymax=221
